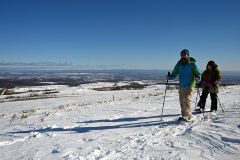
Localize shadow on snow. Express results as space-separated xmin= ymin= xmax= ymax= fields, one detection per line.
xmin=7 ymin=114 xmax=180 ymax=135
xmin=78 ymin=114 xmax=179 ymax=124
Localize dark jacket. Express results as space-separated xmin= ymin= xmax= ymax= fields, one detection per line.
xmin=201 ymin=61 xmax=221 ymax=93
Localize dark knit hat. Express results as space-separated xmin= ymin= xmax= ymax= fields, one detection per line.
xmin=207 ymin=60 xmax=217 ymax=69
xmin=180 ymin=49 xmax=190 ymax=56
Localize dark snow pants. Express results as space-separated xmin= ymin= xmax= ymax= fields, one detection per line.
xmin=197 ymin=89 xmax=218 ymax=111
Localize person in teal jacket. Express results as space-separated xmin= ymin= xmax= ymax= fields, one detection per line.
xmin=167 ymin=49 xmax=201 ymax=121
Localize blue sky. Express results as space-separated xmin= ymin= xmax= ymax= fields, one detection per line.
xmin=0 ymin=0 xmax=240 ymax=71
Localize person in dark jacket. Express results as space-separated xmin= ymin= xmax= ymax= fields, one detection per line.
xmin=196 ymin=61 xmax=221 ymax=112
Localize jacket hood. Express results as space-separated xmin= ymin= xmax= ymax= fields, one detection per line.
xmin=178 ymin=57 xmax=196 ymax=65
xmin=189 ymin=57 xmax=196 ymax=63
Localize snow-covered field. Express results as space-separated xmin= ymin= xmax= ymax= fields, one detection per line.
xmin=0 ymin=82 xmax=239 ymax=160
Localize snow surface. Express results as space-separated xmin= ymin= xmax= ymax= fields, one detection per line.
xmin=0 ymin=83 xmax=240 ymax=160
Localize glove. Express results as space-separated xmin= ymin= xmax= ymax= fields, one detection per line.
xmin=196 ymin=80 xmax=203 ymax=88
xmin=166 ymin=71 xmax=171 ymax=80
xmin=212 ymin=81 xmax=219 ymax=88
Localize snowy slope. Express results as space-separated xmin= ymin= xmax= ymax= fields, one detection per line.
xmin=0 ymin=83 xmax=239 ymax=160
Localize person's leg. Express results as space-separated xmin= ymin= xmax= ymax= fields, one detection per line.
xmin=210 ymin=93 xmax=218 ymax=111
xmin=184 ymin=87 xmax=194 ymax=118
xmin=179 ymin=87 xmax=194 ymax=119
xmin=197 ymin=89 xmax=209 ymax=110
xmin=179 ymin=88 xmax=185 ymax=116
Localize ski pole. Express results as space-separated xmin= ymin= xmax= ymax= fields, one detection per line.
xmin=195 ymin=87 xmax=200 ymax=110
xmin=160 ymin=72 xmax=170 ymax=120
xmin=217 ymin=96 xmax=224 ymax=112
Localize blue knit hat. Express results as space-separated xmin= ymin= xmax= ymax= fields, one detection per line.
xmin=180 ymin=49 xmax=190 ymax=56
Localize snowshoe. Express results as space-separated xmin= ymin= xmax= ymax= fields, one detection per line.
xmin=178 ymin=116 xmax=192 ymax=122
xmin=209 ymin=109 xmax=217 ymax=112
xmin=195 ymin=108 xmax=204 ymax=113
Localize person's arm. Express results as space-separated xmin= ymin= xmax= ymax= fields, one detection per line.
xmin=212 ymin=69 xmax=221 ymax=87
xmin=192 ymin=63 xmax=201 ymax=79
xmin=201 ymin=71 xmax=205 ymax=81
xmin=215 ymin=69 xmax=222 ymax=81
xmin=170 ymin=64 xmax=179 ymax=79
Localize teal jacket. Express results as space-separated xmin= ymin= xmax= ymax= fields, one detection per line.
xmin=170 ymin=57 xmax=201 ymax=88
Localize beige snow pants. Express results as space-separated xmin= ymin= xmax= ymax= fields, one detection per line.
xmin=179 ymin=87 xmax=194 ymax=118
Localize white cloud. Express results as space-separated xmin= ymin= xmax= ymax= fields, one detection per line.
xmin=0 ymin=61 xmax=72 ymax=66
